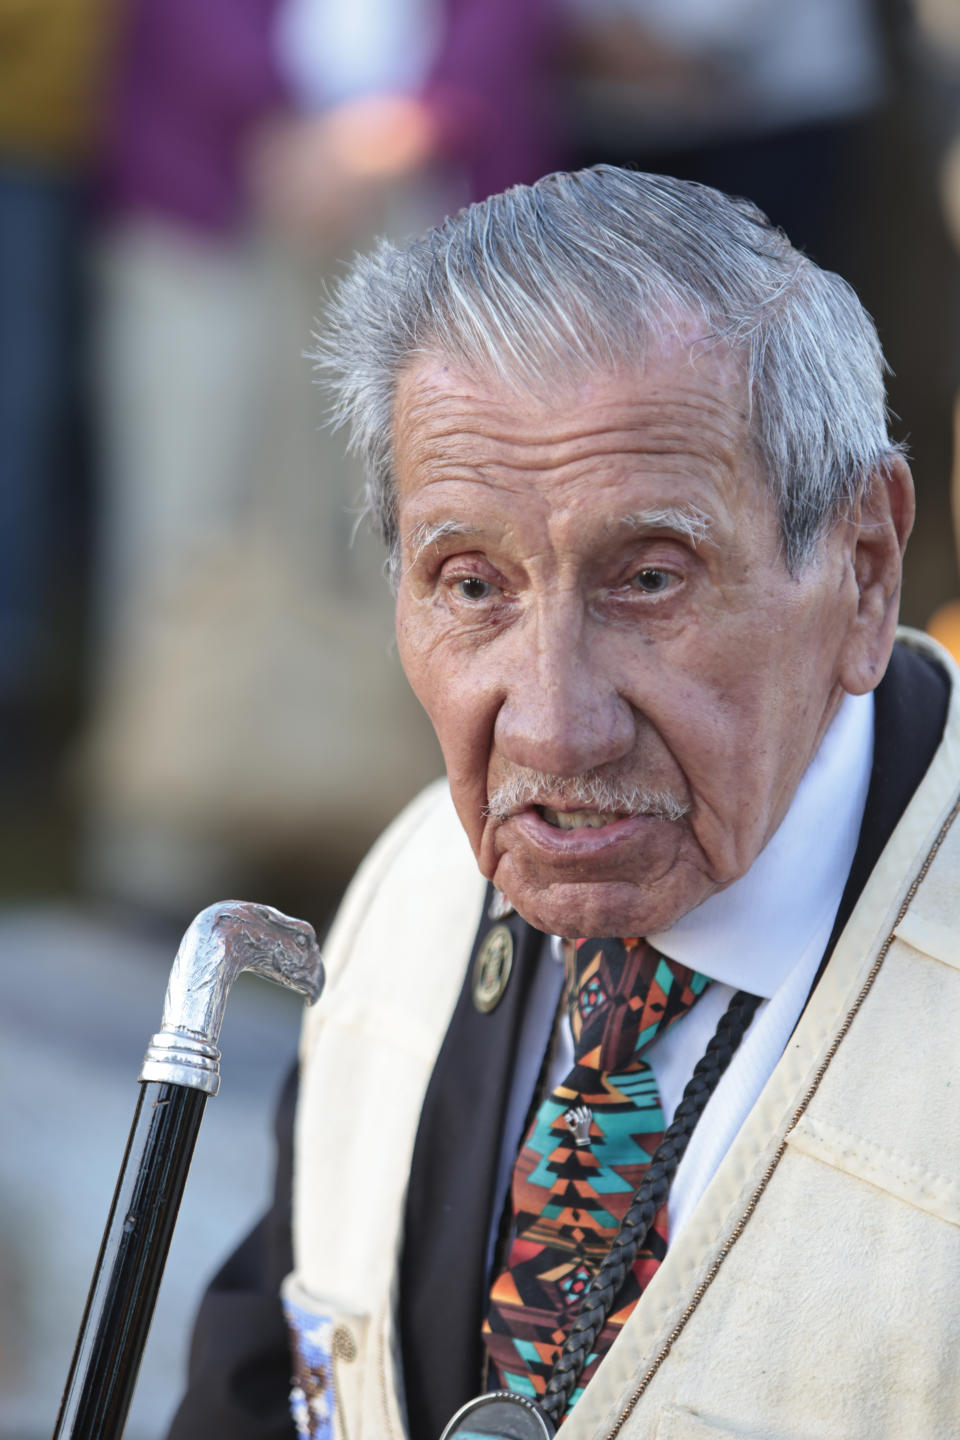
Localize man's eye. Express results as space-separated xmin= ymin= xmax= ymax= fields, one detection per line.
xmin=629 ymin=568 xmax=673 ymax=594
xmin=455 ymin=576 xmax=496 ymax=600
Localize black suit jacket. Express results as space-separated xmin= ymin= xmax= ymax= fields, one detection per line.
xmin=166 ymin=642 xmax=949 ymax=1440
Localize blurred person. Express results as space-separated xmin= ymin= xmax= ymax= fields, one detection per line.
xmin=80 ymin=0 xmax=297 ymax=911
xmin=80 ymin=0 xmax=555 ymax=917
xmin=91 ymin=0 xmax=286 ymax=624
xmin=0 ymin=0 xmax=111 ymax=775
xmin=164 ymin=165 xmax=960 ymax=1440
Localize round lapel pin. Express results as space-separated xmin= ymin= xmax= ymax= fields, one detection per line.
xmin=472 ymin=924 xmax=514 ymax=1013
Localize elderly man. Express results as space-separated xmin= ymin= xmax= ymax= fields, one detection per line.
xmin=169 ymin=167 xmax=960 ymax=1440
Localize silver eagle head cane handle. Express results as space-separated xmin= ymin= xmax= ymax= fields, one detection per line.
xmin=140 ymin=899 xmax=324 ymax=1093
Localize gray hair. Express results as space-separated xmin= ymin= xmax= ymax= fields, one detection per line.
xmin=314 ymin=165 xmax=901 ymax=581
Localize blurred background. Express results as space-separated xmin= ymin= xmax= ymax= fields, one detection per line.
xmin=1 ymin=0 xmax=958 ymax=1435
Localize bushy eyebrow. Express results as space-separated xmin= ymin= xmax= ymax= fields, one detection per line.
xmin=406 ymin=519 xmax=481 ymax=565
xmin=618 ymin=504 xmax=714 ymax=546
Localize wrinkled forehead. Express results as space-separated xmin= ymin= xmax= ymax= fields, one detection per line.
xmin=391 ymin=334 xmax=755 ymax=483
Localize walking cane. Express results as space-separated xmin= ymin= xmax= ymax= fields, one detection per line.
xmin=52 ymin=900 xmax=324 ymax=1440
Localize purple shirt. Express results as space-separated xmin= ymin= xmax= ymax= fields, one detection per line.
xmin=99 ymin=0 xmax=286 ymax=235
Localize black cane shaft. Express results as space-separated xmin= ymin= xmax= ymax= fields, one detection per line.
xmin=53 ymin=1081 xmax=208 ymax=1440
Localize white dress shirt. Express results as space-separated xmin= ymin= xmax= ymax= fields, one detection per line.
xmin=491 ymin=688 xmax=875 ymax=1270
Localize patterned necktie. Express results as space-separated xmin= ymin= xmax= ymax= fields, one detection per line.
xmin=482 ymin=937 xmax=710 ymax=1414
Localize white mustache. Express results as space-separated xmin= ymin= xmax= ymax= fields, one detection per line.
xmin=484 ymin=770 xmax=690 ymax=823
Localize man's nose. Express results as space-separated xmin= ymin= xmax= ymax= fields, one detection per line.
xmin=493 ymin=607 xmax=635 ymax=776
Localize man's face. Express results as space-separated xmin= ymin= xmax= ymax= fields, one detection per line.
xmin=393 ymin=343 xmax=868 ymax=939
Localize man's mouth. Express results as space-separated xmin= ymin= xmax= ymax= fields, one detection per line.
xmin=539 ymin=807 xmax=624 ymax=829
xmin=484 ymin=772 xmax=690 ymax=826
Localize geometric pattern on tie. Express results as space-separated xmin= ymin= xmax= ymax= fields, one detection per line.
xmin=482 ymin=937 xmax=710 ymax=1414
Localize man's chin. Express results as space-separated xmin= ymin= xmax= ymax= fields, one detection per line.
xmin=497 ymin=873 xmax=707 ymax=940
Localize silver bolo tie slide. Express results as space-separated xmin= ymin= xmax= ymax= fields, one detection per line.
xmin=439 ymin=1391 xmax=556 ymax=1439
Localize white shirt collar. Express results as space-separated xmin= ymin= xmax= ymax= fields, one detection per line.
xmin=645 ymin=690 xmax=875 ymax=999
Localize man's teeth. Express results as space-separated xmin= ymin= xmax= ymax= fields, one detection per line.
xmin=541 ymin=807 xmax=622 ymax=829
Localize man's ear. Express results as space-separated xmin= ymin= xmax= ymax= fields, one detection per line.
xmin=840 ymin=455 xmax=915 ymax=695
